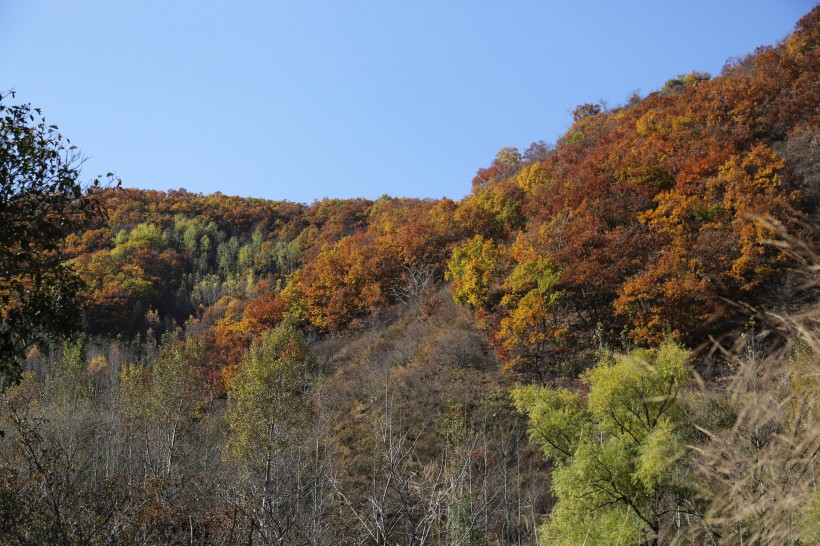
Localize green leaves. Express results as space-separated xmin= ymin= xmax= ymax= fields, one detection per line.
xmin=512 ymin=385 xmax=589 ymax=463
xmin=501 ymin=257 xmax=560 ymax=304
xmin=226 ymin=318 xmax=309 ymax=467
xmin=514 ymin=341 xmax=698 ymax=543
xmin=584 ymin=342 xmax=688 ymax=442
xmin=635 ymin=419 xmax=682 ymax=493
xmin=48 ymin=339 xmax=93 ymax=407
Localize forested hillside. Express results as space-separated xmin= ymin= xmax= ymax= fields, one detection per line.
xmin=1 ymin=7 xmax=818 ymax=545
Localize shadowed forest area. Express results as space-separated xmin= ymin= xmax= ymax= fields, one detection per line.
xmin=0 ymin=7 xmax=818 ymax=545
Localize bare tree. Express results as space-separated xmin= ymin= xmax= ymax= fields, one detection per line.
xmin=391 ymin=264 xmax=438 ymax=311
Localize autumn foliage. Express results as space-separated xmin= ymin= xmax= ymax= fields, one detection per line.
xmin=42 ymin=8 xmax=816 ymax=377
xmin=0 ymin=8 xmax=818 ymax=545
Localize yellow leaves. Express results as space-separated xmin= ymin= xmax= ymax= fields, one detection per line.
xmin=635 ymin=108 xmax=695 ymax=137
xmin=505 ymin=230 xmax=539 ymax=264
xmin=514 ymin=161 xmax=551 ymax=195
xmin=635 ymin=110 xmax=659 ymax=136
xmin=446 ymin=235 xmax=504 ymax=308
xmin=716 ymin=145 xmax=790 ymax=287
xmin=496 ymin=254 xmax=563 ymax=375
xmin=785 ymin=8 xmax=820 ymax=58
xmin=280 ymin=270 xmax=307 ymax=320
xmin=25 ymin=345 xmax=41 ymax=360
xmin=497 ymin=294 xmax=565 ymax=373
xmin=719 ymin=144 xmax=785 ymax=210
xmin=447 ymin=227 xmax=565 ymax=376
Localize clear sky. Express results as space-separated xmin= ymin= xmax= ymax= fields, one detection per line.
xmin=0 ymin=1 xmax=813 ymax=203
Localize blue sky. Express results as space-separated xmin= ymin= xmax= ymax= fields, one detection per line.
xmin=0 ymin=1 xmax=813 ymax=203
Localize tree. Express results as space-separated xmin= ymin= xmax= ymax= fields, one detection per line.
xmin=446 ymin=235 xmax=504 ymax=309
xmin=472 ymin=147 xmax=522 ymax=189
xmin=226 ymin=318 xmax=309 ymax=466
xmin=496 ymin=233 xmax=563 ymax=378
xmin=0 ymin=374 xmax=131 ymax=545
xmin=295 ymin=232 xmax=391 ymax=331
xmin=615 ymin=143 xmax=795 ymax=343
xmin=571 ymin=102 xmax=602 ymax=121
xmin=225 ymin=318 xmax=311 ymax=542
xmin=0 ymin=92 xmax=115 ymax=383
xmin=513 ymin=341 xmax=701 ymax=544
xmin=148 ymin=335 xmax=211 ymax=477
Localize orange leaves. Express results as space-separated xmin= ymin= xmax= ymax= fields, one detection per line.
xmin=497 ymin=292 xmax=567 ymax=376
xmin=454 ymin=12 xmax=817 ymax=353
xmin=210 ymin=296 xmax=257 ymax=368
xmin=718 ymin=145 xmax=791 ymax=285
xmin=296 ymin=232 xmax=391 ymax=332
xmin=618 ymin=144 xmax=794 ymax=342
xmin=614 ymin=253 xmax=712 ymax=345
xmin=445 ymin=227 xmax=565 ymax=377
xmin=44 ymin=7 xmax=818 ymax=380
xmin=290 ymin=198 xmax=470 ymax=332
xmin=210 ymin=281 xmax=294 ymax=368
xmin=244 ymin=283 xmax=289 ymax=330
xmin=370 ymin=198 xmax=451 ymax=266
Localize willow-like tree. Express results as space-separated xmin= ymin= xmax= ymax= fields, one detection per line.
xmin=513 ymin=341 xmax=701 ymax=545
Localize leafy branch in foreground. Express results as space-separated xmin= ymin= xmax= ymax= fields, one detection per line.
xmin=0 ymin=91 xmax=118 ymax=384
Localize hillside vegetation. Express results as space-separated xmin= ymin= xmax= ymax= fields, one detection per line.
xmin=0 ymin=7 xmax=817 ymax=545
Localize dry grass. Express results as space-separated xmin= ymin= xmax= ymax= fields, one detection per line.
xmin=689 ymin=218 xmax=819 ymax=545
